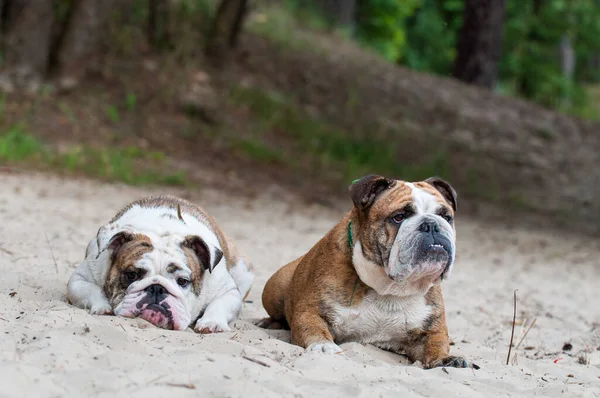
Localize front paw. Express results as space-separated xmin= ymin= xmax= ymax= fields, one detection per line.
xmin=194 ymin=318 xmax=231 ymax=334
xmin=425 ymin=356 xmax=479 ymax=370
xmin=90 ymin=303 xmax=113 ymax=315
xmin=307 ymin=341 xmax=344 ymax=354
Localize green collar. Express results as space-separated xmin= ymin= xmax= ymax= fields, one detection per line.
xmin=347 ymin=219 xmax=359 ymax=306
xmin=347 ymin=220 xmax=353 ymax=248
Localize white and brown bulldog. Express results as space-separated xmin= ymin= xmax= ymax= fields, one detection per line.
xmin=67 ymin=195 xmax=254 ymax=333
xmin=260 ymin=175 xmax=476 ymax=369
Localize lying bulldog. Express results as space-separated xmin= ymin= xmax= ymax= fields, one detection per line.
xmin=67 ymin=195 xmax=254 ymax=333
xmin=261 ymin=175 xmax=475 ymax=369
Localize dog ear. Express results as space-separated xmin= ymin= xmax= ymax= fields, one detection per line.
xmin=349 ymin=174 xmax=395 ymax=210
xmin=181 ymin=235 xmax=223 ymax=273
xmin=425 ymin=177 xmax=457 ymax=211
xmin=107 ymin=231 xmax=135 ymax=260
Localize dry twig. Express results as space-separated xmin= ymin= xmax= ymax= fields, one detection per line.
xmin=506 ymin=289 xmax=518 ymax=365
xmin=242 ymin=355 xmax=271 ymax=367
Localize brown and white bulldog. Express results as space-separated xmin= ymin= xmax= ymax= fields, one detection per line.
xmin=67 ymin=195 xmax=254 ymax=333
xmin=260 ymin=175 xmax=476 ymax=369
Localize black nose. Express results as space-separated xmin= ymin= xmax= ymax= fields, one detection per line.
xmin=145 ymin=284 xmax=168 ymax=303
xmin=419 ymin=220 xmax=440 ymax=233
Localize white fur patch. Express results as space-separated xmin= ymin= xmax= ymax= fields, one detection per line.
xmin=329 ymin=284 xmax=432 ymax=352
xmin=404 ymin=182 xmax=440 ymax=214
xmin=229 ymin=258 xmax=254 ymax=300
xmin=307 ymin=341 xmax=344 ymax=354
xmin=353 ymin=241 xmax=438 ymax=297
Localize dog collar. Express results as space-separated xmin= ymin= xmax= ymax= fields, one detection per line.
xmin=347 ymin=220 xmax=353 ymax=248
xmin=347 ymin=219 xmax=359 ymax=306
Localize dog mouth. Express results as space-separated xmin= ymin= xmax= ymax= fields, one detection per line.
xmin=423 ymin=242 xmax=450 ymax=259
xmin=428 ymin=243 xmax=447 ymax=251
xmin=139 ymin=303 xmax=175 ymax=330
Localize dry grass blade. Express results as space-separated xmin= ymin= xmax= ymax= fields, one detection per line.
xmin=506 ymin=289 xmax=518 ymax=365
xmin=44 ymin=232 xmax=59 ymax=274
xmin=514 ymin=318 xmax=537 ymax=353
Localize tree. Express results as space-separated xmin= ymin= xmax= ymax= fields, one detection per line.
xmin=0 ymin=0 xmax=55 ymax=92
xmin=205 ymin=0 xmax=249 ymax=66
xmin=452 ymin=0 xmax=506 ymax=89
xmin=0 ymin=0 xmax=114 ymax=92
xmin=53 ymin=0 xmax=116 ymax=90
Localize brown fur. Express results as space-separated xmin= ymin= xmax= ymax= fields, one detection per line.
xmin=261 ymin=177 xmax=460 ymax=368
xmin=103 ymin=233 xmax=154 ymax=307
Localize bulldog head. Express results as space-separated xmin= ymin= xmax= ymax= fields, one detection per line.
xmin=350 ymin=174 xmax=457 ymax=296
xmin=102 ymin=231 xmax=223 ymax=330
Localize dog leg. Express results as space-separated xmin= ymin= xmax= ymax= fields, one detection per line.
xmin=194 ymin=287 xmax=242 ymax=334
xmin=405 ymin=319 xmax=477 ymax=369
xmin=67 ymin=269 xmax=112 ymax=315
xmin=290 ymin=311 xmax=343 ymax=354
xmin=420 ymin=328 xmax=475 ymax=369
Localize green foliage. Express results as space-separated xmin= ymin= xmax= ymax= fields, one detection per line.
xmin=500 ymin=0 xmax=600 ymax=115
xmin=56 ymin=146 xmax=186 ymax=186
xmin=355 ymin=0 xmax=421 ymax=61
xmin=227 ymin=85 xmax=450 ymax=181
xmin=125 ymin=92 xmax=137 ymax=112
xmin=0 ymin=126 xmax=187 ymax=186
xmin=0 ymin=125 xmax=44 ymax=162
xmin=402 ymin=0 xmax=463 ymax=74
xmin=308 ymin=0 xmax=600 ymax=117
xmin=105 ymin=105 xmax=120 ymax=124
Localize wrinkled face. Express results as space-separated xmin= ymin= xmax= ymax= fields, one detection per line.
xmin=102 ymin=232 xmax=220 ymax=330
xmin=352 ymin=176 xmax=457 ymax=293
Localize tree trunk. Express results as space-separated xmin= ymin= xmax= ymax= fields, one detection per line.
xmin=205 ymin=0 xmax=249 ymax=66
xmin=0 ymin=0 xmax=5 ymax=33
xmin=452 ymin=0 xmax=505 ymax=89
xmin=148 ymin=0 xmax=170 ymax=50
xmin=53 ymin=0 xmax=115 ymax=90
xmin=0 ymin=0 xmax=55 ymax=92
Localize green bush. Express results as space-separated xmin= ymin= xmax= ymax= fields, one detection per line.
xmin=355 ymin=0 xmax=421 ymax=62
xmin=402 ymin=0 xmax=462 ymax=74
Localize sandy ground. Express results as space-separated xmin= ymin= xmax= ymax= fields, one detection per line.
xmin=1 ymin=171 xmax=599 ymax=398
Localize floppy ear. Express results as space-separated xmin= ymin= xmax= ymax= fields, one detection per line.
xmin=107 ymin=231 xmax=135 ymax=261
xmin=181 ymin=235 xmax=223 ymax=273
xmin=425 ymin=177 xmax=457 ymax=211
xmin=349 ymin=174 xmax=395 ymax=210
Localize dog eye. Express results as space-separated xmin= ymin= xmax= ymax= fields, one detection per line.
xmin=442 ymin=214 xmax=453 ymax=224
xmin=391 ymin=213 xmax=405 ymax=224
xmin=124 ymin=271 xmax=138 ymax=282
xmin=177 ymin=278 xmax=190 ymax=288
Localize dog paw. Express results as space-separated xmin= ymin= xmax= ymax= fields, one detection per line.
xmin=194 ymin=318 xmax=231 ymax=334
xmin=255 ymin=317 xmax=289 ymax=330
xmin=307 ymin=341 xmax=344 ymax=355
xmin=89 ymin=304 xmax=113 ymax=315
xmin=425 ymin=356 xmax=478 ymax=370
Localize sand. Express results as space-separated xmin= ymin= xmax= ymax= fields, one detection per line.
xmin=0 ymin=171 xmax=599 ymax=398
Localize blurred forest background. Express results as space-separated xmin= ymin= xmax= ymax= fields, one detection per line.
xmin=0 ymin=0 xmax=598 ymax=231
